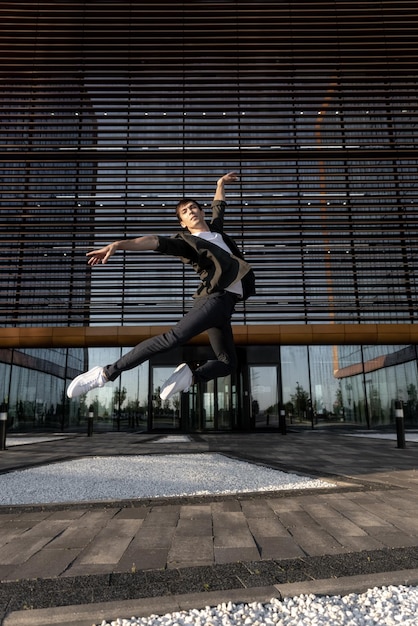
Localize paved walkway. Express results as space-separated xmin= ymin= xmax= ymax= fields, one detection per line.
xmin=1 ymin=427 xmax=418 ymax=625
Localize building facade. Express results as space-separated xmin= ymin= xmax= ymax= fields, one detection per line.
xmin=1 ymin=1 xmax=418 ymax=433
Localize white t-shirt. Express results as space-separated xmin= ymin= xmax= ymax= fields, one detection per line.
xmin=194 ymin=231 xmax=243 ymax=298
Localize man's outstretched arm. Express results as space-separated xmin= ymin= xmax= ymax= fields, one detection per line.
xmin=213 ymin=171 xmax=239 ymax=202
xmin=86 ymin=235 xmax=159 ymax=265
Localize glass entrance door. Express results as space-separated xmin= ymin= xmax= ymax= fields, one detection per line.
xmin=151 ymin=366 xmax=181 ymax=430
xmin=187 ymin=375 xmax=234 ymax=431
xmin=151 ymin=366 xmax=235 ymax=432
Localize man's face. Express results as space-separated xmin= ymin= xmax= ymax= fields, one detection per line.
xmin=179 ymin=201 xmax=206 ymax=231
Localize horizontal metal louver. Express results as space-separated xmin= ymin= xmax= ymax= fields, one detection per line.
xmin=1 ymin=1 xmax=418 ymax=326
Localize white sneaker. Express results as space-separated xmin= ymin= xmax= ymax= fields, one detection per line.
xmin=67 ymin=366 xmax=107 ymax=398
xmin=160 ymin=363 xmax=193 ymax=400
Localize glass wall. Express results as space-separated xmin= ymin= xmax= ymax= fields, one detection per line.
xmin=8 ymin=365 xmax=64 ymax=431
xmin=337 ymin=344 xmax=418 ymax=428
xmin=250 ymin=366 xmax=279 ymax=429
xmin=3 ymin=343 xmax=418 ymax=433
xmin=71 ymin=348 xmax=150 ymax=433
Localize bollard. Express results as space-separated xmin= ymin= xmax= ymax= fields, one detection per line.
xmin=87 ymin=404 xmax=94 ymax=437
xmin=395 ymin=400 xmax=406 ymax=449
xmin=279 ymin=408 xmax=287 ymax=435
xmin=0 ymin=403 xmax=7 ymax=451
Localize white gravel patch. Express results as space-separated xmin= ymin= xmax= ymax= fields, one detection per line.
xmin=0 ymin=453 xmax=333 ymax=506
xmin=95 ymin=586 xmax=418 ymax=626
xmin=152 ymin=435 xmax=191 ymax=443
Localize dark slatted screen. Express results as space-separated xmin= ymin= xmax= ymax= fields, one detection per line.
xmin=1 ymin=1 xmax=418 ymax=326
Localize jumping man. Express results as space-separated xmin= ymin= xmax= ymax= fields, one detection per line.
xmin=67 ymin=172 xmax=255 ymax=400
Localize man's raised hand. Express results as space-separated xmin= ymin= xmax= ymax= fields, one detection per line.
xmin=219 ymin=171 xmax=239 ymax=184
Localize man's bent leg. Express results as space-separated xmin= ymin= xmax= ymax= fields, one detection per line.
xmin=193 ymin=320 xmax=237 ymax=383
xmin=183 ymin=291 xmax=237 ymax=383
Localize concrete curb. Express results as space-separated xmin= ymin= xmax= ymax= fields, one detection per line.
xmin=5 ymin=568 xmax=418 ymax=626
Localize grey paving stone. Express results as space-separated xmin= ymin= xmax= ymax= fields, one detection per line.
xmin=20 ymin=518 xmax=70 ymax=539
xmin=332 ymin=534 xmax=384 ymax=552
xmin=0 ymin=564 xmax=21 ymax=581
xmin=115 ymin=548 xmax=169 ymax=572
xmin=2 ymin=548 xmax=80 ymax=581
xmin=367 ymin=505 xmax=418 ymax=535
xmin=175 ymin=517 xmax=213 ymax=536
xmin=213 ymin=512 xmax=258 ymax=549
xmin=61 ymin=563 xmax=118 ymax=577
xmin=380 ymin=492 xmax=418 ymax=513
xmin=267 ymin=498 xmax=304 ymax=513
xmin=179 ymin=504 xmax=212 ymax=519
xmin=0 ymin=520 xmax=35 ymax=548
xmin=332 ymin=505 xmax=395 ymax=529
xmin=214 ymin=546 xmax=260 ymax=564
xmin=0 ymin=536 xmax=58 ymax=566
xmin=211 ymin=500 xmax=242 ymax=513
xmin=277 ymin=510 xmax=348 ymax=556
xmin=240 ymin=499 xmax=278 ymax=519
xmin=46 ymin=523 xmax=106 ymax=550
xmin=367 ymin=530 xmax=418 ymax=549
xmin=131 ymin=525 xmax=176 ymax=549
xmin=246 ymin=514 xmax=291 ymax=538
xmin=140 ymin=505 xmax=180 ymax=527
xmin=114 ymin=506 xmax=149 ymax=520
xmin=167 ymin=536 xmax=214 ymax=568
xmin=256 ymin=536 xmax=305 ymax=560
xmin=306 ymin=512 xmax=370 ymax=539
xmin=301 ymin=502 xmax=342 ymax=519
xmin=75 ymin=518 xmax=143 ymax=565
xmin=76 ymin=509 xmax=118 ymax=527
xmin=47 ymin=509 xmax=88 ymax=521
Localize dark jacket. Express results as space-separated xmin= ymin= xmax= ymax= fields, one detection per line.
xmin=156 ymin=200 xmax=255 ymax=300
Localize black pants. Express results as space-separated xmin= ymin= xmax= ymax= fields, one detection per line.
xmin=104 ymin=291 xmax=238 ymax=383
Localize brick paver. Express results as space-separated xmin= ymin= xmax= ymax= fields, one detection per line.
xmin=1 ymin=430 xmax=418 ymax=586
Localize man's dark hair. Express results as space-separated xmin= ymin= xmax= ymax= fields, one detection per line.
xmin=175 ymin=198 xmax=202 ymax=221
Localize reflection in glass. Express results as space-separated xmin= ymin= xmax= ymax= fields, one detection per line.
xmin=152 ymin=366 xmax=180 ymax=430
xmin=280 ymin=346 xmax=309 ymax=423
xmin=250 ymin=366 xmax=279 ymax=428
